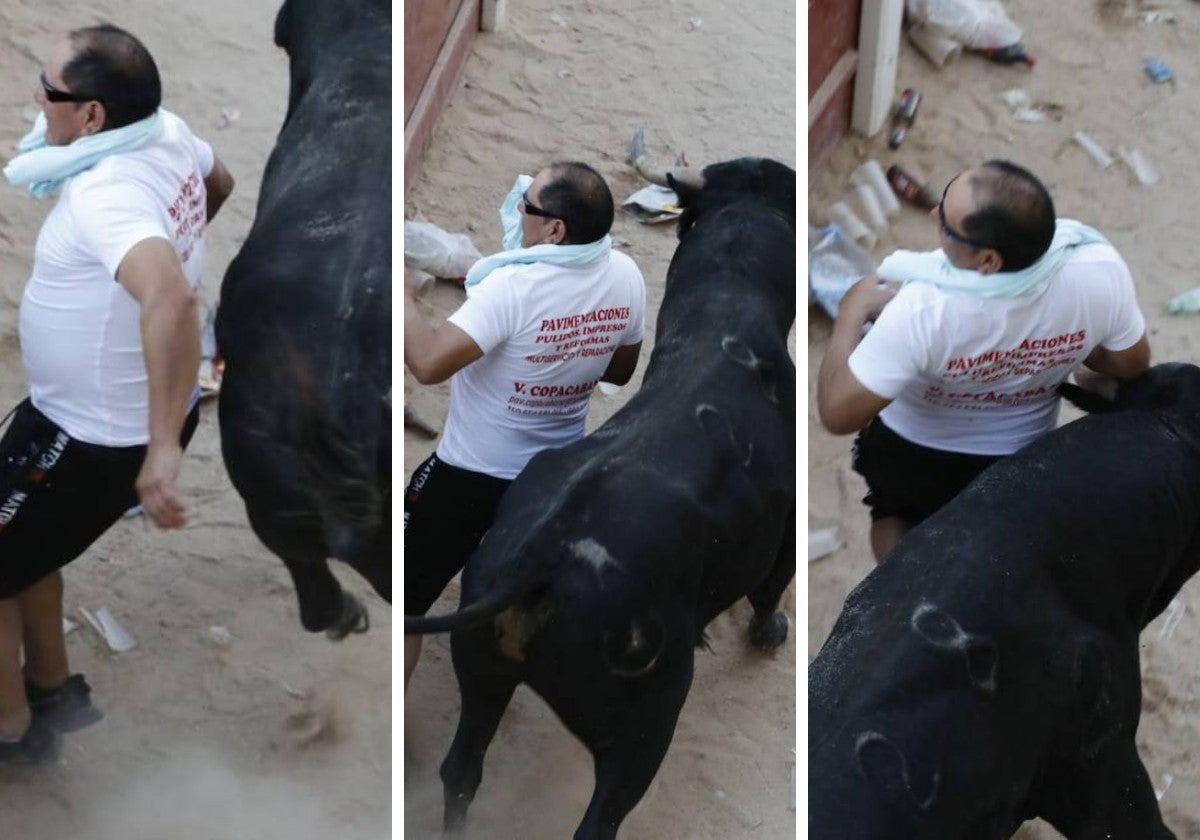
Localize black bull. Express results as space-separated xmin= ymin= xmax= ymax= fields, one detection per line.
xmin=405 ymin=158 xmax=797 ymax=840
xmin=809 ymin=363 xmax=1200 ymax=840
xmin=214 ymin=0 xmax=391 ymax=637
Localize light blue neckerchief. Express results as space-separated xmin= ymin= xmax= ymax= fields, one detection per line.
xmin=3 ymin=109 xmax=165 ymax=199
xmin=464 ymin=174 xmax=612 ymax=288
xmin=877 ymin=218 xmax=1109 ymax=298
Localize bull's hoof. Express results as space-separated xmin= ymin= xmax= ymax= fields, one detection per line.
xmin=325 ymin=593 xmax=370 ymax=641
xmin=748 ymin=610 xmax=789 ymax=651
xmin=443 ymin=794 xmax=469 ymax=836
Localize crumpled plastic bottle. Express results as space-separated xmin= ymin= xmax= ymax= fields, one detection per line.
xmin=1168 ymin=286 xmax=1200 ymax=314
xmin=809 ymin=224 xmax=878 ymax=319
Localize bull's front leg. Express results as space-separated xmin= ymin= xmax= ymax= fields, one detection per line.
xmin=747 ymin=506 xmax=795 ymax=651
xmin=1039 ymin=739 xmax=1176 ymax=840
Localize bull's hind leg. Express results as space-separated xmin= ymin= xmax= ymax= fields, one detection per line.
xmin=572 ymin=667 xmax=694 ymax=840
xmin=439 ymin=662 xmax=518 ymax=834
xmin=747 ymin=507 xmax=796 ymax=650
xmin=245 ymin=508 xmax=370 ymax=639
xmin=279 ymin=555 xmax=369 ymax=640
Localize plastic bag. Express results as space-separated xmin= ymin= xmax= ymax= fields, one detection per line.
xmin=404 ymin=219 xmax=483 ymax=280
xmin=905 ymin=0 xmax=1022 ymax=49
xmin=809 ymin=224 xmax=877 ymax=319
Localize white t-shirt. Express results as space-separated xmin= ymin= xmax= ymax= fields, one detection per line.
xmin=848 ymin=243 xmax=1146 ymax=455
xmin=438 ymin=251 xmax=646 ymax=479
xmin=20 ymin=110 xmax=213 ymax=446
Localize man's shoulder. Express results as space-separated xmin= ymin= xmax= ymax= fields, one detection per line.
xmin=1055 ymin=241 xmax=1130 ymax=286
xmin=604 ymin=249 xmax=646 ymax=285
xmin=1062 ymin=240 xmax=1122 ymax=265
xmin=608 ymin=248 xmax=641 ymax=271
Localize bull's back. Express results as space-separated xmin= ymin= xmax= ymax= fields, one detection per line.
xmin=465 ymin=370 xmax=792 ymax=638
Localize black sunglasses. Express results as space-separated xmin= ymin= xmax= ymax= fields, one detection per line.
xmin=937 ymin=179 xmax=989 ymax=250
xmin=39 ymin=72 xmax=101 ymax=105
xmin=521 ymin=190 xmax=564 ymax=222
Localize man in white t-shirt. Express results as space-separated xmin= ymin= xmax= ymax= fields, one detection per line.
xmin=818 ymin=159 xmax=1150 ymax=562
xmin=0 ymin=24 xmax=234 ymax=764
xmin=403 ymin=162 xmax=646 ymax=689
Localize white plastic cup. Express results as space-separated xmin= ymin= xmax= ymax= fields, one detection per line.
xmin=1072 ymin=132 xmax=1114 ymax=169
xmin=828 ymin=201 xmax=877 ymax=251
xmin=808 ymin=525 xmax=843 ymax=562
xmin=852 ymin=184 xmax=889 ymax=233
xmin=1117 ymin=146 xmax=1159 ymax=186
xmin=851 ymin=159 xmax=902 ymax=216
xmin=908 ymin=24 xmax=962 ymax=68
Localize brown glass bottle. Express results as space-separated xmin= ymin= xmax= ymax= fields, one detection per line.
xmin=886 ymin=164 xmax=938 ymax=209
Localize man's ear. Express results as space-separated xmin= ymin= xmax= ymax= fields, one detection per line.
xmin=82 ymin=100 xmax=107 ymax=135
xmin=974 ymin=248 xmax=1004 ymax=275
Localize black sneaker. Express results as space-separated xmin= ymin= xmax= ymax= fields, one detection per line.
xmin=26 ymin=674 xmax=104 ymax=733
xmin=0 ymin=717 xmax=60 ymax=765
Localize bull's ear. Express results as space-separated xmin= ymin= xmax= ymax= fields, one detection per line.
xmin=1058 ymin=382 xmax=1117 ymax=414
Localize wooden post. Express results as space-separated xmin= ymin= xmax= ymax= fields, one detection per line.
xmin=481 ymin=0 xmax=507 ymax=31
xmin=851 ymin=0 xmax=904 ymax=137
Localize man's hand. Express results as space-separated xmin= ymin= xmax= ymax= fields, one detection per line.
xmin=136 ymin=441 xmax=187 ymax=529
xmin=404 ymin=268 xmax=429 ymax=301
xmin=839 ymin=276 xmax=898 ymax=324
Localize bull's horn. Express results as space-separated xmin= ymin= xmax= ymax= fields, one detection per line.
xmin=629 ymin=127 xmax=705 ymax=190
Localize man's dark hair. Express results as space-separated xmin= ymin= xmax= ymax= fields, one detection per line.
xmin=536 ymin=162 xmax=614 ymax=245
xmin=64 ymin=24 xmax=161 ymax=130
xmin=963 ymin=160 xmax=1056 ymax=272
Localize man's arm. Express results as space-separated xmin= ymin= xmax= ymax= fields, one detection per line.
xmin=204 ymin=155 xmax=234 ymax=222
xmin=1083 ymin=333 xmax=1151 ymax=380
xmin=600 ymin=342 xmax=641 ymax=386
xmin=116 ymin=238 xmax=201 ymax=529
xmin=404 ymin=273 xmax=484 ymax=385
xmin=816 ymin=276 xmax=896 ymax=435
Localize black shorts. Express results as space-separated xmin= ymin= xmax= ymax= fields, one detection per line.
xmin=0 ymin=399 xmax=200 ymax=599
xmin=852 ymin=418 xmax=1002 ymax=525
xmin=404 ymin=452 xmax=511 ymax=617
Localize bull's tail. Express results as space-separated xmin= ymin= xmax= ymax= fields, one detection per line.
xmin=404 ymin=588 xmax=519 ymax=635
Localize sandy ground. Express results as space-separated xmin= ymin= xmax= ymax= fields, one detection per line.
xmin=808 ymin=0 xmax=1200 ymax=836
xmin=0 ymin=3 xmax=390 ymax=838
xmin=403 ymin=1 xmax=796 ymax=838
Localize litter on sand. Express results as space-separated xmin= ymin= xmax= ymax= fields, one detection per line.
xmin=80 ymin=606 xmax=137 ymax=653
xmin=198 ymin=306 xmax=222 ymax=397
xmin=1117 ymin=146 xmax=1159 ymax=186
xmin=1159 ymin=598 xmax=1185 ymax=641
xmin=1071 ymin=131 xmax=1115 ymax=169
xmin=1001 ymin=89 xmax=1065 ymax=123
xmin=1144 ymin=57 xmax=1173 ymax=83
xmin=1156 ymin=773 xmax=1175 ymax=801
xmin=621 ymin=184 xmax=682 ymax=224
